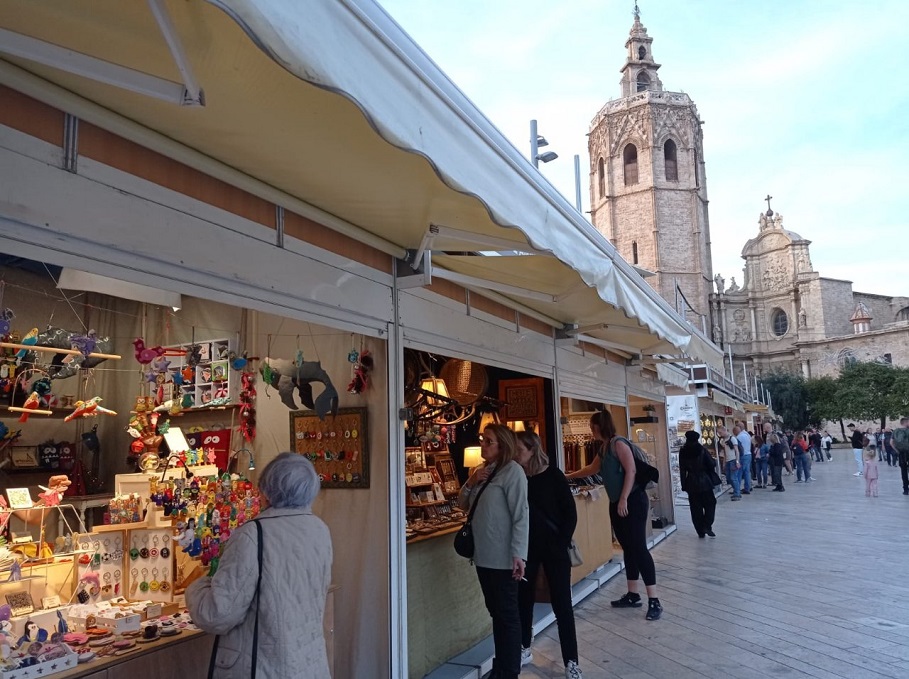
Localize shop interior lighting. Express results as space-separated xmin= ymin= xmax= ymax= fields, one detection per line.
xmin=462 ymin=446 xmax=482 ymax=470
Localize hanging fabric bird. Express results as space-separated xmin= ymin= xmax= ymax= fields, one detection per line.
xmin=64 ymin=396 xmax=117 ymax=423
xmin=132 ymin=338 xmax=165 ymax=365
xmin=14 ymin=328 xmax=38 ymax=363
xmin=18 ymin=391 xmax=41 ymax=422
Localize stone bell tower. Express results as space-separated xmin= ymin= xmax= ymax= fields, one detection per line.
xmin=588 ymin=4 xmax=714 ymax=330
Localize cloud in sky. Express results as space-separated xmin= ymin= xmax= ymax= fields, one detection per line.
xmin=378 ymin=0 xmax=909 ymax=298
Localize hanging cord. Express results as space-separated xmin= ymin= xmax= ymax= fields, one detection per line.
xmin=43 ymin=262 xmax=88 ymax=332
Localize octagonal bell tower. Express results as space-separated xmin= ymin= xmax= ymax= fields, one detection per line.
xmin=588 ymin=5 xmax=714 ymax=329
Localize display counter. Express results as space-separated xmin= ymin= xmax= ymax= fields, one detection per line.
xmin=406 ymin=487 xmax=612 ymax=678
xmin=49 ymin=630 xmax=213 ymax=679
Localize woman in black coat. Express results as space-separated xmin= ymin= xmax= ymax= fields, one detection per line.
xmin=679 ymin=430 xmax=718 ymax=538
xmin=767 ymin=432 xmax=786 ymax=492
xmin=514 ymin=431 xmax=582 ymax=677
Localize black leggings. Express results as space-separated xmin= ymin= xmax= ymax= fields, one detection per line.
xmin=518 ymin=554 xmax=578 ymax=665
xmin=609 ymin=490 xmax=656 ymax=586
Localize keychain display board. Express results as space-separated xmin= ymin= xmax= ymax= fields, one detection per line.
xmin=290 ymin=407 xmax=369 ymax=488
xmin=124 ymin=527 xmax=175 ymax=602
xmin=75 ymin=530 xmax=126 ymax=603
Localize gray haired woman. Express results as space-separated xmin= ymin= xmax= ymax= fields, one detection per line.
xmin=186 ymin=453 xmax=333 ymax=678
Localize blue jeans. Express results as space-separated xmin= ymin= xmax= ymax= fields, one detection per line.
xmin=754 ymin=457 xmax=769 ymax=485
xmin=725 ymin=460 xmax=742 ymax=497
xmin=741 ymin=455 xmax=753 ymax=492
xmin=794 ymin=453 xmax=811 ymax=481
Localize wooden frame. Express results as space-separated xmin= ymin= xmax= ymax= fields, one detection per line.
xmin=290 ymin=407 xmax=370 ymax=488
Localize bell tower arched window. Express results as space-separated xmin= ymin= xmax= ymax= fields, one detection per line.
xmin=597 ymin=157 xmax=605 ymax=196
xmin=664 ymin=139 xmax=678 ymax=181
xmin=623 ymin=144 xmax=638 ymax=186
xmin=636 ymin=71 xmax=651 ymax=92
xmin=632 ymin=241 xmax=639 ymax=265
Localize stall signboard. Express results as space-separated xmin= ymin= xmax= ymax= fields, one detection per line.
xmin=666 ymin=395 xmax=699 ymax=505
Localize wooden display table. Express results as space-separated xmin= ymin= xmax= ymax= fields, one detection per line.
xmin=50 ymin=629 xmax=214 ymax=679
xmin=570 ymin=487 xmax=613 ymax=585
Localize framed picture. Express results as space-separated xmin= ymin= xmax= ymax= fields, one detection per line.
xmin=5 ymin=591 xmax=34 ymax=617
xmin=10 ymin=445 xmax=39 ymax=469
xmin=6 ymin=488 xmax=33 ymax=509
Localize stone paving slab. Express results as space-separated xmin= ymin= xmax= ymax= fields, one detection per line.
xmin=521 ymin=449 xmax=909 ymax=678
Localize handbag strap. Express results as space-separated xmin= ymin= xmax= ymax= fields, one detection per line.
xmin=464 ymin=463 xmax=501 ymax=523
xmin=207 ymin=520 xmax=264 ymax=679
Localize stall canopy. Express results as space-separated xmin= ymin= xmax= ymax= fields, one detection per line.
xmin=0 ymin=0 xmax=721 ymax=366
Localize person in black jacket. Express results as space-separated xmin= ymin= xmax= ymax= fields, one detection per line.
xmin=515 ymin=431 xmax=583 ymax=679
xmin=767 ymin=433 xmax=786 ymax=492
xmin=679 ymin=431 xmax=718 ymax=538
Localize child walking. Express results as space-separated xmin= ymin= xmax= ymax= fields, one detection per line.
xmin=864 ymin=448 xmax=879 ymax=497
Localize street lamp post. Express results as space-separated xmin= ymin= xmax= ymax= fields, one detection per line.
xmin=529 ymin=119 xmax=558 ymax=168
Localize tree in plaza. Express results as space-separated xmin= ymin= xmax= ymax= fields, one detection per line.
xmin=834 ymin=361 xmax=909 ymax=429
xmin=804 ymin=376 xmax=839 ymax=429
xmin=763 ymin=370 xmax=810 ymax=431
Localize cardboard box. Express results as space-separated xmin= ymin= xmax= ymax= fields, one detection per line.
xmin=1 ymin=643 xmax=77 ymax=679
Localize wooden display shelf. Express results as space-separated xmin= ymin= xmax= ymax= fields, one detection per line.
xmin=406 ymin=522 xmax=464 ymax=544
xmin=406 ymin=500 xmax=447 ymax=507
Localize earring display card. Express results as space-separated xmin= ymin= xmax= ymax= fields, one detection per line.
xmin=124 ymin=528 xmax=174 ymax=603
xmin=290 ymin=407 xmax=369 ymax=489
xmin=76 ymin=530 xmax=126 ymax=604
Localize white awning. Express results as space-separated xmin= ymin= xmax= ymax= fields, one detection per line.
xmin=0 ymin=0 xmax=722 ymax=365
xmin=656 ymin=363 xmax=692 ymax=390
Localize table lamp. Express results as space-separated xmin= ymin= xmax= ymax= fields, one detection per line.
xmin=463 ymin=446 xmax=482 ymax=470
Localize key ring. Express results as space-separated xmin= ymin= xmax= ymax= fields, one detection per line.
xmin=160 ymin=567 xmax=170 ymax=593
xmin=140 ymin=568 xmax=150 ymax=593
xmin=149 ymin=568 xmax=160 ymax=592
xmin=150 ymin=535 xmax=159 ymax=558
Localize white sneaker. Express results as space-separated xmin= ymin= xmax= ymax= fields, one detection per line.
xmin=521 ymin=647 xmax=533 ymax=666
xmin=565 ymin=660 xmax=583 ymax=679
xmin=853 ymin=472 xmax=862 ymax=476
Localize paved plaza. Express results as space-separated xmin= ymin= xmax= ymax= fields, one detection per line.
xmin=522 ymin=448 xmax=909 ymax=678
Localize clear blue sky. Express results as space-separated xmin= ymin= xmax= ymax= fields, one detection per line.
xmin=378 ymin=0 xmax=909 ymax=298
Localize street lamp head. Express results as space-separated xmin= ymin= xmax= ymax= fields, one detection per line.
xmin=536 ymin=135 xmax=549 ymax=148
xmin=536 ymin=151 xmax=558 ymax=164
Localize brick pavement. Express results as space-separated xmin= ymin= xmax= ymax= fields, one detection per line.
xmin=521 ymin=448 xmax=909 ymax=678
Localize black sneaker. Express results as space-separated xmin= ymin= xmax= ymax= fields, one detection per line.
xmin=706 ymin=530 xmax=716 ymax=538
xmin=611 ymin=593 xmax=642 ymax=608
xmin=645 ymin=599 xmax=663 ymax=620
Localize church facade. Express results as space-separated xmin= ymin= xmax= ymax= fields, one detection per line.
xmin=589 ymin=8 xmax=909 ymax=387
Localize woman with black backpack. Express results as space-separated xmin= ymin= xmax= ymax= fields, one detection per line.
xmin=566 ymin=410 xmax=662 ymax=621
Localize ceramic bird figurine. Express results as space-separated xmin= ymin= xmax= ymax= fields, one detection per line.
xmin=132 ymin=338 xmax=165 ymax=364
xmin=14 ymin=327 xmax=38 ymax=363
xmin=64 ymin=396 xmax=117 ymax=423
xmin=18 ymin=391 xmax=41 ymax=422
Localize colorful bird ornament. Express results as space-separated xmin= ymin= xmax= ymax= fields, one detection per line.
xmin=18 ymin=391 xmax=41 ymax=423
xmin=64 ymin=396 xmax=117 ymax=423
xmin=132 ymin=338 xmax=165 ymax=365
xmin=14 ymin=327 xmax=38 ymax=363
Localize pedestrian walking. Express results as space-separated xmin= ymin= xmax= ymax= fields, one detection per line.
xmin=768 ymin=433 xmax=786 ymax=492
xmin=848 ymin=424 xmax=864 ymax=476
xmin=679 ymin=430 xmax=719 ymax=538
xmin=753 ymin=434 xmax=769 ymax=488
xmin=883 ymin=428 xmax=896 ymax=467
xmin=893 ymin=418 xmax=909 ymax=495
xmin=864 ymin=448 xmax=879 ymax=497
xmin=792 ymin=433 xmax=811 ymax=483
xmin=822 ymin=431 xmax=833 ymax=461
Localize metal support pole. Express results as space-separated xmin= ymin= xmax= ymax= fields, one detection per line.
xmin=573 ymin=154 xmax=582 ymax=212
xmin=530 ymin=119 xmax=539 ymax=168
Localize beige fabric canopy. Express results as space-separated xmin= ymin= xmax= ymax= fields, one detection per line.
xmin=0 ymin=0 xmax=721 ymax=365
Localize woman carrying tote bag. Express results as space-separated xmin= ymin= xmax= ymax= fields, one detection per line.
xmin=457 ymin=424 xmax=528 ymax=679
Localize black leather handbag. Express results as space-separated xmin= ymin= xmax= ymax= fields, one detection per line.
xmin=454 ymin=464 xmax=499 ymax=560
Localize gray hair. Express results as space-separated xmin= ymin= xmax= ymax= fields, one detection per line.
xmin=257 ymin=452 xmax=320 ymax=509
